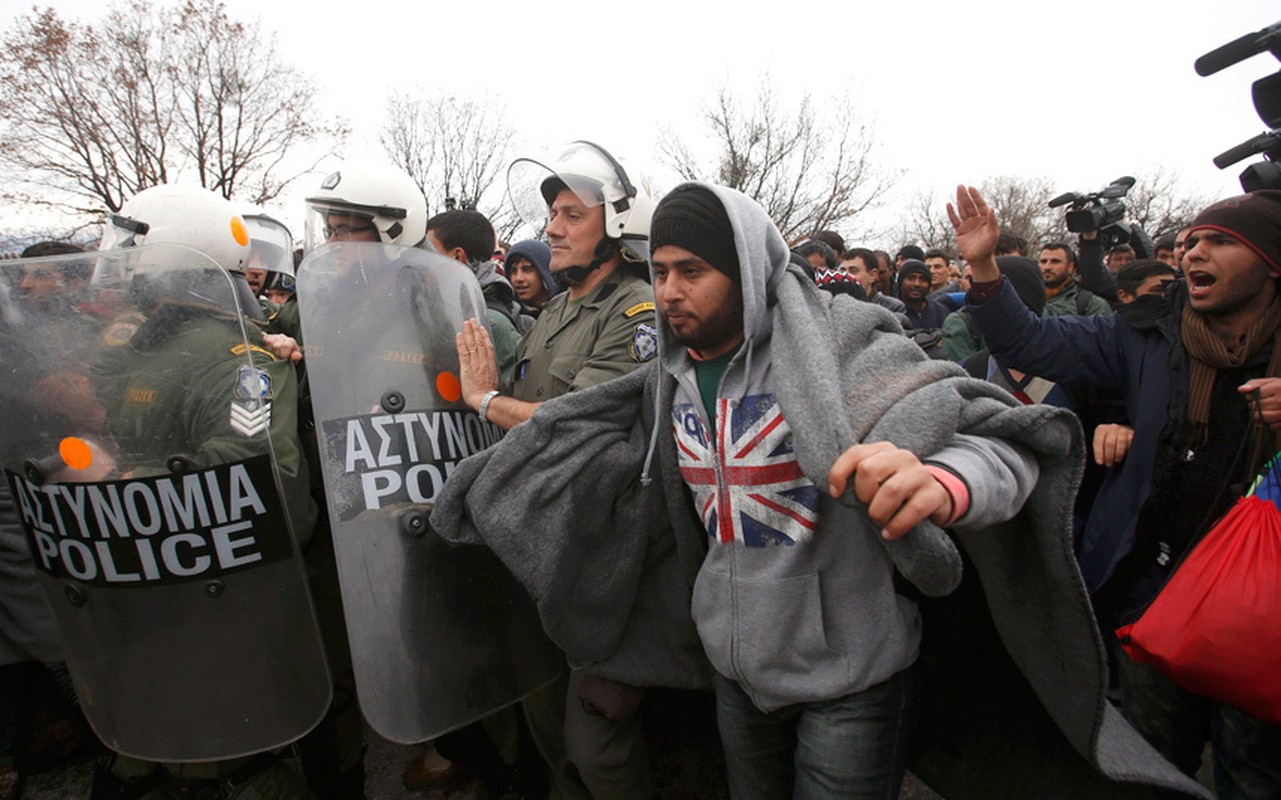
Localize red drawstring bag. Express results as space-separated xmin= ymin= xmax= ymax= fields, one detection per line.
xmin=1117 ymin=457 xmax=1281 ymax=724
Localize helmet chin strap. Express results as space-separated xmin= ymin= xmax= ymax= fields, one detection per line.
xmin=554 ymin=238 xmax=615 ymax=287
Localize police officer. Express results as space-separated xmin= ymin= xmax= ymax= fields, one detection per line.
xmin=456 ymin=141 xmax=658 ymax=800
xmin=86 ymin=184 xmax=321 ymax=799
xmin=288 ymin=163 xmax=443 ymax=799
xmin=93 ymin=185 xmax=311 ymax=520
xmin=459 ymin=141 xmax=657 ymax=421
xmin=237 ymin=209 xmax=299 ymax=327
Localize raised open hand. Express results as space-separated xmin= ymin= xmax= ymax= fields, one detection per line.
xmin=946 ymin=185 xmax=1000 ymax=268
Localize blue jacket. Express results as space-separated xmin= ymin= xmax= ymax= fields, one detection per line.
xmin=967 ymin=279 xmax=1186 ymax=591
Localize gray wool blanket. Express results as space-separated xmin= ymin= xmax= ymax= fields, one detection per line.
xmin=431 ymin=270 xmax=1209 ymax=798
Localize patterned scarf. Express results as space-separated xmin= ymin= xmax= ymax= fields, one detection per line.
xmin=1180 ymin=297 xmax=1281 ymax=465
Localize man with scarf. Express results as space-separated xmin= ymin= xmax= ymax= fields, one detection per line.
xmin=952 ymin=185 xmax=1281 ymax=798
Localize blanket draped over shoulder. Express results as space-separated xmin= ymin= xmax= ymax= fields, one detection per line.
xmin=431 ymin=268 xmax=1210 ymax=799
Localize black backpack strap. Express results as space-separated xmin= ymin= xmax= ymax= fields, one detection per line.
xmin=1076 ymin=288 xmax=1095 ymax=316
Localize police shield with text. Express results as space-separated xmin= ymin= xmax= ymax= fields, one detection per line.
xmin=298 ymin=164 xmax=560 ymax=744
xmin=0 ymin=185 xmax=331 ymax=771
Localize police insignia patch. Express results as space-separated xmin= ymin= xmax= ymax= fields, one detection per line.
xmin=630 ymin=323 xmax=658 ymax=362
xmin=235 ymin=365 xmax=272 ymax=400
xmin=230 ymin=365 xmax=273 ymax=436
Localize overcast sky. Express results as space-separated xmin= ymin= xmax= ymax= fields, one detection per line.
xmin=1 ymin=0 xmax=1278 ymax=246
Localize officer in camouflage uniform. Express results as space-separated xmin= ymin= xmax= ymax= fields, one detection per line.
xmin=88 ymin=185 xmax=319 ymax=800
xmin=456 ymin=141 xmax=657 ymax=800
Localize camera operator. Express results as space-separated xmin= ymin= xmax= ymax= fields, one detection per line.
xmin=1053 ymin=177 xmax=1153 ymax=308
xmin=1077 ymin=228 xmax=1122 ymax=306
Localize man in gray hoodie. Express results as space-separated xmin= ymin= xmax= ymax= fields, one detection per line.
xmin=649 ymin=184 xmax=1040 ymax=797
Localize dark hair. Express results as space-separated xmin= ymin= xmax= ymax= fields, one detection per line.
xmin=896 ymin=244 xmax=925 ymax=262
xmin=844 ymin=247 xmax=877 ymax=272
xmin=923 ymin=248 xmax=949 ymax=262
xmin=1108 ymin=243 xmax=1135 ymax=256
xmin=811 ymin=230 xmax=845 ymax=257
xmin=1115 ymin=259 xmax=1177 ymax=296
xmin=21 ymin=241 xmax=83 ymax=258
xmin=995 ymin=231 xmax=1027 ymax=256
xmin=797 ymin=240 xmax=838 ymax=270
xmin=425 ymin=210 xmax=495 ymax=264
xmin=1154 ymin=233 xmax=1176 ymax=252
xmin=20 ymin=240 xmax=90 ymax=282
xmin=1040 ymin=241 xmax=1077 ymax=266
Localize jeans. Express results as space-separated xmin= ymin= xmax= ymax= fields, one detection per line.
xmin=714 ymin=666 xmax=918 ymax=800
xmin=1116 ymin=648 xmax=1281 ymax=800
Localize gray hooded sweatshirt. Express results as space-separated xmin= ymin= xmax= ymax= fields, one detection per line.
xmin=659 ymin=184 xmax=1038 ymax=711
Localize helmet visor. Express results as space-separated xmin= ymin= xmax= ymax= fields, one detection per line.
xmin=303 ymin=201 xmax=381 ymax=254
xmin=243 ymin=215 xmax=295 ymax=276
xmin=507 ymin=142 xmax=634 ymax=230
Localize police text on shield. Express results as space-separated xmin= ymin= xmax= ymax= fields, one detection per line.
xmin=328 ymin=410 xmax=501 ymax=518
xmin=7 ymin=456 xmax=292 ymax=586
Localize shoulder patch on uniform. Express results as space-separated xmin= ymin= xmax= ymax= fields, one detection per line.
xmin=230 ymin=343 xmax=278 ymax=361
xmin=630 ymin=322 xmax=658 ymax=363
xmin=235 ymin=364 xmax=273 ymax=400
xmin=230 ymin=364 xmax=273 ymax=436
xmin=623 ymin=301 xmax=655 ymax=318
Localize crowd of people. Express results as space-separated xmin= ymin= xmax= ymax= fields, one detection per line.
xmin=1 ymin=139 xmax=1278 ymax=800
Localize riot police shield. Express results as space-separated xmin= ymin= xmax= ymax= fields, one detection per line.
xmin=0 ymin=245 xmax=331 ymax=762
xmin=298 ymin=243 xmax=560 ymax=743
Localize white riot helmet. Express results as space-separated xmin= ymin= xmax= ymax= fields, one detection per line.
xmin=98 ymin=184 xmax=261 ymax=319
xmin=102 ymin=184 xmax=252 ymax=273
xmin=303 ymin=162 xmax=428 ymax=252
xmin=507 ymin=141 xmax=653 ymax=279
xmin=238 ymin=207 xmax=295 ymax=277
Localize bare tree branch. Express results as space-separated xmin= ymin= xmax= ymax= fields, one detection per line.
xmin=0 ymin=1 xmax=344 ymax=216
xmin=1122 ymin=167 xmax=1214 ymax=241
xmin=378 ymin=90 xmax=520 ymax=238
xmin=659 ymin=77 xmax=895 ymax=242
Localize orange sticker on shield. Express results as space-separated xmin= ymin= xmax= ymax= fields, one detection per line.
xmin=60 ymin=437 xmax=93 ymax=471
xmin=437 ymin=372 xmax=462 ymax=403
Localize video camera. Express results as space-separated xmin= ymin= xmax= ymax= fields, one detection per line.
xmin=1197 ymin=20 xmax=1281 ymax=192
xmin=1048 ymin=177 xmax=1149 ymax=252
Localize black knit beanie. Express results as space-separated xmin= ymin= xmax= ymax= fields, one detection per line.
xmin=897 ymin=259 xmax=930 ymax=284
xmin=650 ymin=186 xmax=741 ymax=284
xmin=1189 ymin=190 xmax=1281 ymax=276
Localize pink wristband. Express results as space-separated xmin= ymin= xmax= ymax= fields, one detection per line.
xmin=925 ymin=465 xmax=969 ymax=527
